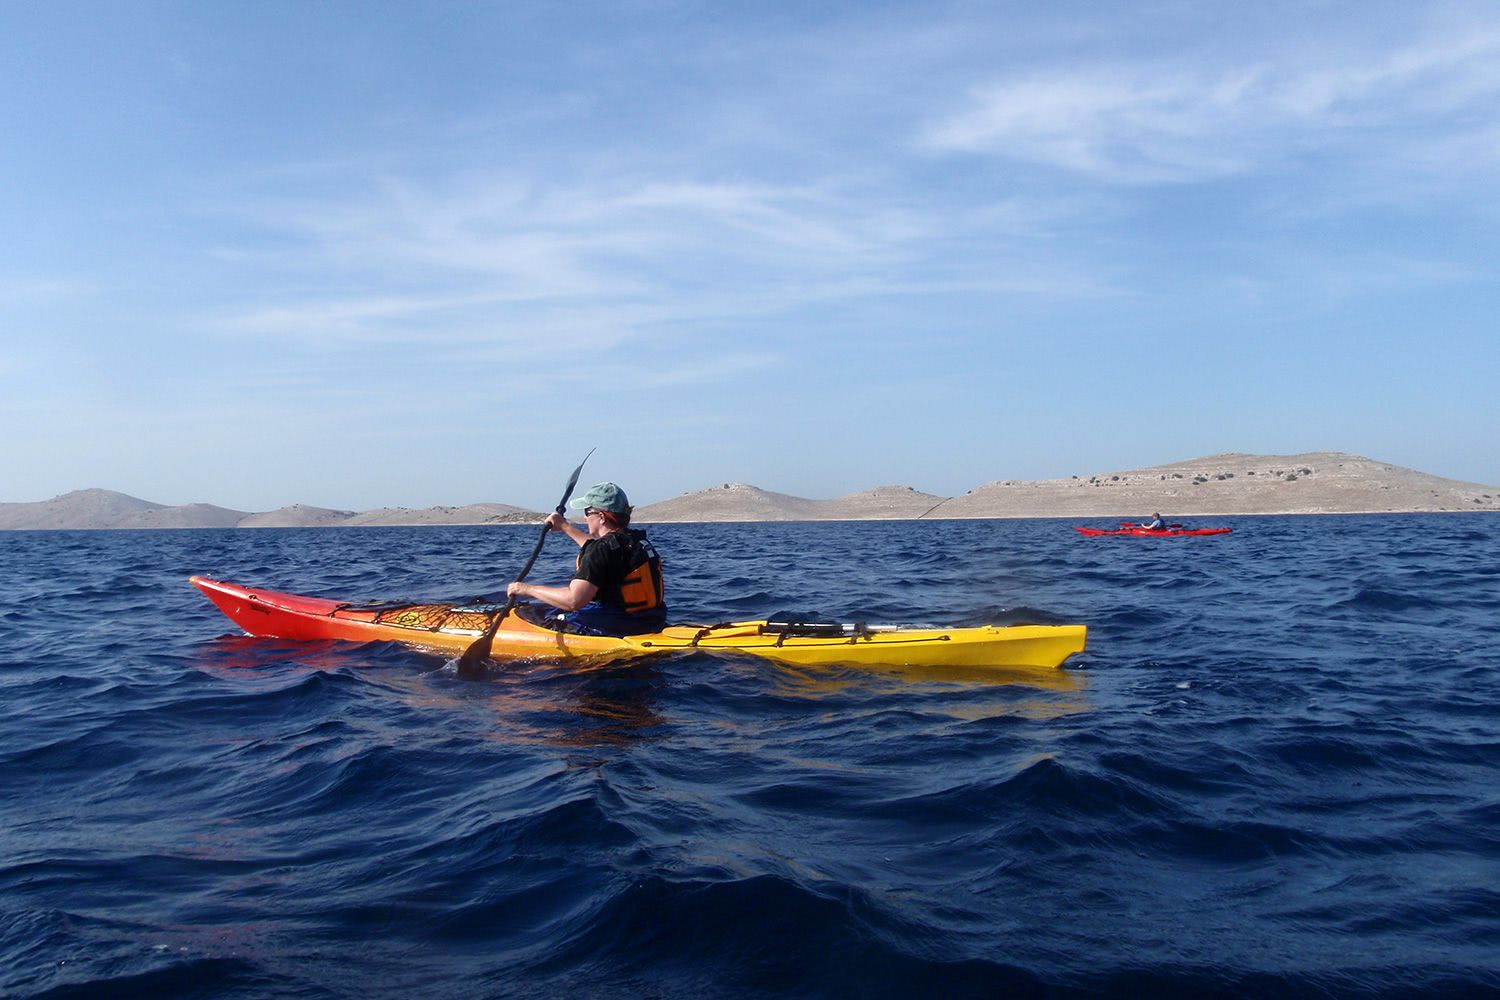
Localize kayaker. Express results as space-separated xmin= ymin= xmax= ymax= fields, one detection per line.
xmin=1142 ymin=512 xmax=1166 ymax=530
xmin=506 ymin=482 xmax=667 ymax=636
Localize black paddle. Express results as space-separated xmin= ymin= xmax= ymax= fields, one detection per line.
xmin=456 ymin=449 xmax=594 ymax=678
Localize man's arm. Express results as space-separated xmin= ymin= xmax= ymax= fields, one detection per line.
xmin=507 ymin=577 xmax=599 ymax=611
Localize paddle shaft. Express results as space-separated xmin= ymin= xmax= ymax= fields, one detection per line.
xmin=456 ymin=449 xmax=594 ymax=678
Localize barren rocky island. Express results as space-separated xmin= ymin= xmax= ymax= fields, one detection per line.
xmin=3 ymin=452 xmax=1495 ymax=530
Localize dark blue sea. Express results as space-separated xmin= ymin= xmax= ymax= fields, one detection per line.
xmin=3 ymin=515 xmax=1499 ymax=998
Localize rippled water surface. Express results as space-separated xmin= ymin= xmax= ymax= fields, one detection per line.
xmin=3 ymin=515 xmax=1499 ymax=998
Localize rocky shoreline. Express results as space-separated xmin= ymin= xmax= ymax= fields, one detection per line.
xmin=3 ymin=452 xmax=1495 ymax=530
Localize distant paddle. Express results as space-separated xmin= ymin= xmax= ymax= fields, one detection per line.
xmin=456 ymin=449 xmax=594 ymax=679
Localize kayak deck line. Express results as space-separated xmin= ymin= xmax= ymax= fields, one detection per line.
xmin=189 ymin=575 xmax=1087 ymax=673
xmin=638 ymin=633 xmax=952 ymax=650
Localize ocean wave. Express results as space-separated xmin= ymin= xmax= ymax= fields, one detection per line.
xmin=4 ymin=515 xmax=1499 ymax=996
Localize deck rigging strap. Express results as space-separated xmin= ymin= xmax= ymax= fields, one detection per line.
xmin=688 ymin=622 xmax=736 ymax=647
xmin=761 ymin=616 xmax=874 ymax=643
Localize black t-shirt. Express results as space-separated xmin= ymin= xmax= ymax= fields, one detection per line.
xmin=573 ymin=530 xmax=650 ymax=608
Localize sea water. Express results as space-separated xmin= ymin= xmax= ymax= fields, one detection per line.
xmin=2 ymin=515 xmax=1498 ymax=997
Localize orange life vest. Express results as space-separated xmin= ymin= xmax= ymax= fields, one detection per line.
xmin=576 ymin=530 xmax=664 ymax=613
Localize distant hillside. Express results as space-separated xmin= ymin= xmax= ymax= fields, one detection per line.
xmin=819 ymin=485 xmax=950 ymax=519
xmin=4 ymin=453 xmax=1495 ymax=529
xmin=0 ymin=489 xmax=156 ymax=530
xmin=635 ymin=483 xmax=824 ymax=522
xmin=0 ymin=489 xmax=248 ymax=530
xmin=119 ymin=502 xmax=249 ymax=529
xmin=343 ymin=503 xmax=535 ymax=526
xmin=636 ymin=483 xmax=948 ymax=522
xmin=636 ymin=453 xmax=1496 ymax=522
xmin=238 ymin=505 xmax=360 ymax=528
xmin=0 ymin=490 xmax=542 ymax=531
xmin=926 ymin=452 xmax=1498 ymax=519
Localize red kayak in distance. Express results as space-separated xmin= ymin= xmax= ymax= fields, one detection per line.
xmin=1075 ymin=522 xmax=1233 ymax=537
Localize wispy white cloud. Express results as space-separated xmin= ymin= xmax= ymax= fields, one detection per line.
xmin=194 ymin=168 xmax=1046 ymax=364
xmin=1266 ymin=249 xmax=1478 ymax=309
xmin=921 ymin=24 xmax=1500 ymax=184
xmin=220 ymin=292 xmax=513 ymax=342
xmin=0 ymin=276 xmax=85 ymax=306
xmin=215 ymin=173 xmax=923 ymax=277
xmin=565 ymin=351 xmax=777 ymax=390
xmin=614 ymin=181 xmax=922 ymax=256
xmin=924 ymin=69 xmax=1258 ymax=182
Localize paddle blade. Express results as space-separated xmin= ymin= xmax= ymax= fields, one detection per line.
xmin=456 ymin=601 xmax=511 ymax=678
xmin=557 ymin=447 xmax=595 ymax=513
xmin=455 ymin=630 xmax=492 ymax=678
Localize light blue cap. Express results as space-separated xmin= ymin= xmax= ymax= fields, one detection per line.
xmin=568 ymin=482 xmax=630 ymax=513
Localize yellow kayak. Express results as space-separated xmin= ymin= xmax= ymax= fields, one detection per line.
xmin=190 ymin=576 xmax=1086 ymax=673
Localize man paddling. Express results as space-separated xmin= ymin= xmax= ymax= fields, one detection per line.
xmin=506 ymin=482 xmax=667 ymax=636
xmin=1141 ymin=512 xmax=1167 ymax=530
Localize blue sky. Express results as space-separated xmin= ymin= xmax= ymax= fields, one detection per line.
xmin=3 ymin=1 xmax=1497 ymax=511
